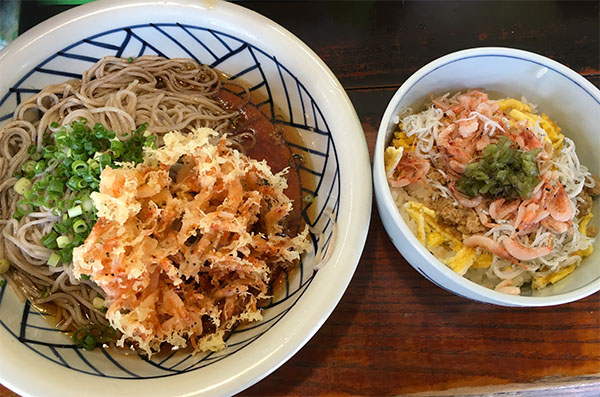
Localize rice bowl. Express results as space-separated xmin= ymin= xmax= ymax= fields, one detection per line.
xmin=374 ymin=47 xmax=600 ymax=307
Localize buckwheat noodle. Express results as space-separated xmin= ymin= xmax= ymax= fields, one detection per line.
xmin=0 ymin=56 xmax=247 ymax=331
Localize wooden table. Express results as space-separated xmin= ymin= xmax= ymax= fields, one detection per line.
xmin=3 ymin=1 xmax=599 ymax=396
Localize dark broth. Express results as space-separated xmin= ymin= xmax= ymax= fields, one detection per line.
xmin=216 ymin=81 xmax=315 ymax=302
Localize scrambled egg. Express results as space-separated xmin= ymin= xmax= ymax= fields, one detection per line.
xmin=392 ymin=130 xmax=417 ymax=152
xmin=498 ymin=98 xmax=565 ymax=151
xmin=532 ymin=264 xmax=577 ymax=290
xmin=403 ymin=201 xmax=491 ymax=276
xmin=384 ymin=146 xmax=403 ymax=179
xmin=384 ymin=128 xmax=420 ymax=180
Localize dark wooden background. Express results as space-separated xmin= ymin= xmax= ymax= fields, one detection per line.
xmin=2 ymin=1 xmax=599 ymax=396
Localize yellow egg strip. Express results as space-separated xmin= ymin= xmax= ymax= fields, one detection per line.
xmin=384 ymin=146 xmax=403 ymax=179
xmin=404 ymin=201 xmax=462 ymax=248
xmin=471 ymin=252 xmax=493 ymax=269
xmin=404 ymin=201 xmax=491 ymax=276
xmin=498 ymin=98 xmax=532 ymax=113
xmin=444 ymin=246 xmax=478 ymax=276
xmin=504 ymin=100 xmax=564 ymax=150
xmin=533 ymin=263 xmax=578 ymax=290
xmin=572 ymin=213 xmax=595 ymax=258
xmin=392 ymin=130 xmax=417 ymax=152
xmin=579 ymin=213 xmax=594 ymax=235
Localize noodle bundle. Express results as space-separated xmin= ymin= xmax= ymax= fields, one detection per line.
xmin=0 ymin=56 xmax=246 ymax=332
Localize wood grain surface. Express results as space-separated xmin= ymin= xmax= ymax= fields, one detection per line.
xmin=2 ymin=1 xmax=599 ymax=396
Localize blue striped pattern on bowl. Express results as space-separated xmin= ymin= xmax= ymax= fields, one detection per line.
xmin=0 ymin=23 xmax=339 ymax=379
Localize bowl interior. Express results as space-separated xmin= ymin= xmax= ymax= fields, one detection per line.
xmin=377 ymin=50 xmax=599 ymax=301
xmin=0 ymin=7 xmax=345 ymax=387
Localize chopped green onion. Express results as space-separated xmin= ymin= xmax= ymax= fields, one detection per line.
xmin=71 ymin=160 xmax=88 ymax=174
xmin=83 ymin=336 xmax=96 ymax=350
xmin=68 ymin=205 xmax=83 ymax=218
xmin=43 ymin=145 xmax=57 ymax=159
xmin=56 ymin=235 xmax=71 ymax=249
xmin=43 ymin=195 xmax=58 ymax=208
xmin=53 ymin=221 xmax=69 ymax=235
xmin=303 ymin=193 xmax=316 ymax=203
xmin=82 ymin=199 xmax=94 ymax=213
xmin=127 ymin=56 xmax=134 ymax=63
xmin=62 ymin=199 xmax=74 ymax=210
xmin=0 ymin=279 xmax=5 ymax=287
xmin=33 ymin=180 xmax=48 ymax=192
xmin=98 ymin=153 xmax=112 ymax=167
xmin=0 ymin=259 xmax=10 ymax=274
xmin=458 ymin=136 xmax=541 ymax=199
xmin=88 ymin=159 xmax=100 ymax=173
xmin=21 ymin=159 xmax=36 ymax=174
xmin=16 ymin=119 xmax=157 ymax=267
xmin=72 ymin=234 xmax=86 ymax=246
xmin=16 ymin=200 xmax=32 ymax=216
xmin=25 ymin=191 xmax=41 ymax=206
xmin=58 ymin=247 xmax=73 ymax=263
xmin=76 ymin=179 xmax=88 ymax=189
xmin=41 ymin=231 xmax=59 ymax=249
xmin=92 ymin=296 xmax=105 ymax=310
xmin=34 ymin=160 xmax=46 ymax=174
xmin=66 ymin=175 xmax=81 ymax=191
xmin=14 ymin=178 xmax=32 ymax=195
xmin=80 ymin=274 xmax=90 ymax=280
xmin=47 ymin=180 xmax=64 ymax=194
xmin=73 ymin=219 xmax=88 ymax=234
xmin=72 ymin=325 xmax=115 ymax=351
xmin=47 ymin=252 xmax=61 ymax=267
xmin=110 ymin=140 xmax=124 ymax=155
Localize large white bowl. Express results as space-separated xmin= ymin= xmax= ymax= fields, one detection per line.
xmin=373 ymin=47 xmax=600 ymax=307
xmin=0 ymin=1 xmax=371 ymax=396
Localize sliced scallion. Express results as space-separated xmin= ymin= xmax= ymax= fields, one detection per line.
xmin=21 ymin=160 xmax=36 ymax=175
xmin=82 ymin=199 xmax=94 ymax=213
xmin=18 ymin=119 xmax=156 ymax=268
xmin=41 ymin=231 xmax=59 ymax=249
xmin=68 ymin=205 xmax=83 ymax=218
xmin=56 ymin=235 xmax=71 ymax=249
xmin=92 ymin=296 xmax=105 ymax=310
xmin=73 ymin=219 xmax=88 ymax=234
xmin=14 ymin=178 xmax=32 ymax=195
xmin=71 ymin=160 xmax=88 ymax=175
xmin=47 ymin=252 xmax=61 ymax=267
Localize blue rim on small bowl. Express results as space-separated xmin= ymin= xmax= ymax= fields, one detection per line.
xmin=373 ymin=47 xmax=600 ymax=307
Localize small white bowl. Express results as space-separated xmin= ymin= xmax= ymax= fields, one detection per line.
xmin=373 ymin=47 xmax=600 ymax=307
xmin=0 ymin=0 xmax=371 ymax=396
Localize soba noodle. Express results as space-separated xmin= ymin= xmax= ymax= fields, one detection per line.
xmin=0 ymin=56 xmax=247 ymax=332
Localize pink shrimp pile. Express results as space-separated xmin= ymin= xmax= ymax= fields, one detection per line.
xmin=385 ymin=90 xmax=597 ymax=293
xmin=73 ymin=129 xmax=310 ymax=355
